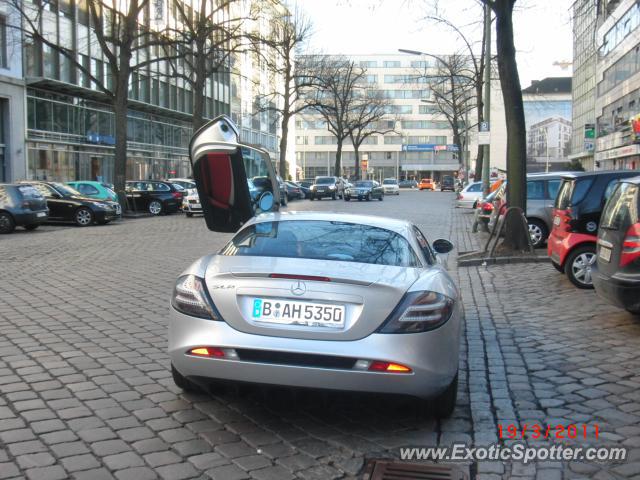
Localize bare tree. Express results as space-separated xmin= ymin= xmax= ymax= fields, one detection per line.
xmin=14 ymin=0 xmax=169 ymax=197
xmin=309 ymin=57 xmax=367 ymax=177
xmin=347 ymin=89 xmax=395 ymax=179
xmin=480 ymin=0 xmax=528 ymax=250
xmin=422 ymin=9 xmax=488 ymax=181
xmin=419 ymin=53 xmax=476 ymax=172
xmin=254 ymin=8 xmax=315 ymax=179
xmin=164 ymin=0 xmax=249 ymax=132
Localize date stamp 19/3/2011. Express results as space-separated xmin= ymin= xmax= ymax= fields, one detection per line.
xmin=498 ymin=424 xmax=600 ymax=440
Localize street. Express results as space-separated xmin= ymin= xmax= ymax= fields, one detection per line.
xmin=1 ymin=190 xmax=640 ymax=480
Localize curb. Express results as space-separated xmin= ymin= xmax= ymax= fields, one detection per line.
xmin=458 ymin=255 xmax=551 ymax=267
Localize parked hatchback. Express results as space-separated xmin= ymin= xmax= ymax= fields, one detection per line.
xmin=593 ymin=176 xmax=640 ymax=314
xmin=24 ymin=181 xmax=120 ymax=226
xmin=125 ymin=180 xmax=183 ymax=215
xmin=0 ymin=184 xmax=49 ymax=233
xmin=456 ymin=181 xmax=483 ymax=209
xmin=548 ymin=170 xmax=640 ymax=288
xmin=67 ymin=181 xmax=120 ymax=213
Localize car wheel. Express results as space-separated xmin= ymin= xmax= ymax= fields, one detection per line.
xmin=75 ymin=207 xmax=94 ymax=227
xmin=332 ymin=193 xmax=336 ymax=200
xmin=626 ymin=307 xmax=640 ymax=316
xmin=528 ymin=219 xmax=548 ymax=248
xmin=564 ymin=244 xmax=597 ymax=289
xmin=344 ymin=196 xmax=350 ymax=201
xmin=366 ymin=193 xmax=371 ymax=201
xmin=0 ymin=212 xmax=15 ymax=234
xmin=186 ymin=212 xmax=193 ymax=217
xmin=24 ymin=224 xmax=39 ymax=231
xmin=551 ymin=261 xmax=564 ymax=273
xmin=171 ymin=364 xmax=200 ymax=392
xmin=429 ymin=372 xmax=458 ymax=419
xmin=378 ymin=194 xmax=383 ymax=201
xmin=310 ymin=195 xmax=315 ymax=201
xmin=149 ymin=200 xmax=163 ymax=215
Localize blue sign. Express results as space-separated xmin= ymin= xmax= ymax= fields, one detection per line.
xmin=402 ymin=144 xmax=459 ymax=152
xmin=86 ymin=133 xmax=116 ymax=145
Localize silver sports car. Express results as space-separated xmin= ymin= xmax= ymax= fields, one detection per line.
xmin=169 ymin=116 xmax=461 ymax=417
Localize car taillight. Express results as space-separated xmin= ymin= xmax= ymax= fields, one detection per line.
xmin=482 ymin=202 xmax=494 ymax=212
xmin=620 ymin=223 xmax=640 ymax=267
xmin=171 ymin=275 xmax=221 ymax=320
xmin=377 ymin=291 xmax=454 ymax=334
xmin=172 ymin=192 xmax=183 ymax=199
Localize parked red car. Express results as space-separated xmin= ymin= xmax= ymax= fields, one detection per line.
xmin=548 ymin=171 xmax=640 ymax=288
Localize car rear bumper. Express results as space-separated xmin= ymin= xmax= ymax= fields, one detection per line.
xmin=169 ymin=308 xmax=460 ymax=399
xmin=593 ymin=270 xmax=640 ymax=312
xmin=13 ymin=211 xmax=49 ymax=225
xmin=311 ymin=190 xmax=337 ymax=198
xmin=547 ymin=232 xmax=596 ymax=266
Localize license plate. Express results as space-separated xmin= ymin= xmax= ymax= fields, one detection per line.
xmin=192 ymin=203 xmax=201 ymax=209
xmin=553 ymin=215 xmax=561 ymax=226
xmin=599 ymin=246 xmax=612 ymax=262
xmin=251 ymin=298 xmax=345 ymax=328
xmin=37 ymin=212 xmax=47 ymax=217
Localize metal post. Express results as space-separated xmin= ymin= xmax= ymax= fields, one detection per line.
xmin=327 ymin=152 xmax=330 ymax=176
xmin=481 ymin=3 xmax=491 ymax=195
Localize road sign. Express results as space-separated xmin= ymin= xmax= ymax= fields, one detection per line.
xmin=478 ymin=131 xmax=491 ymax=145
xmin=479 ymin=121 xmax=490 ymax=132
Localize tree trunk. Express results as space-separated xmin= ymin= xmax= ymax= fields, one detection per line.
xmin=112 ymin=60 xmax=131 ymax=205
xmin=474 ymin=84 xmax=485 ymax=180
xmin=334 ymin=141 xmax=343 ymax=177
xmin=353 ymin=143 xmax=360 ymax=180
xmin=279 ymin=115 xmax=290 ymax=179
xmin=192 ymin=47 xmax=207 ymax=132
xmin=491 ymin=0 xmax=528 ymax=249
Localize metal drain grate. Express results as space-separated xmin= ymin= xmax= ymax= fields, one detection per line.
xmin=364 ymin=459 xmax=468 ymax=480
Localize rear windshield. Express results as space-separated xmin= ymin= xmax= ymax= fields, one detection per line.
xmin=601 ymin=183 xmax=639 ymax=230
xmin=555 ymin=178 xmax=593 ymax=209
xmin=354 ymin=181 xmax=373 ymax=187
xmin=17 ymin=186 xmax=44 ymax=199
xmin=383 ymin=179 xmax=397 ymax=185
xmin=221 ymin=220 xmax=420 ymax=267
xmin=315 ymin=177 xmax=334 ymax=185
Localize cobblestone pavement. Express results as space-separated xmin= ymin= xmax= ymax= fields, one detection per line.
xmin=1 ymin=190 xmax=640 ymax=479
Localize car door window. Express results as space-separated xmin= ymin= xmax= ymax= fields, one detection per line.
xmin=547 ymin=180 xmax=561 ymax=200
xmin=603 ymin=179 xmax=620 ymax=204
xmin=77 ymin=184 xmax=100 ymax=195
xmin=527 ymin=181 xmax=545 ymax=200
xmin=33 ymin=184 xmax=57 ymax=197
xmin=468 ymin=183 xmax=482 ymax=192
xmin=413 ymin=226 xmax=435 ymax=265
xmin=154 ymin=182 xmax=170 ymax=192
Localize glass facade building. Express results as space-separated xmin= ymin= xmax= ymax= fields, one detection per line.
xmin=21 ymin=0 xmax=231 ymax=183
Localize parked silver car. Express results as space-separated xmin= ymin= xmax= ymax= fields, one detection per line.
xmin=169 ymin=116 xmax=462 ymax=417
xmin=456 ymin=181 xmax=483 ymax=208
xmin=488 ymin=173 xmax=565 ymax=247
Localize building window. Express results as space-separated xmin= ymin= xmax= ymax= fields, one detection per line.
xmin=359 ymin=60 xmax=377 ymax=68
xmin=0 ymin=16 xmax=6 ymax=69
xmin=383 ymin=60 xmax=401 ymax=68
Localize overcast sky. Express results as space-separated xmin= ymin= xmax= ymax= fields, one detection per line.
xmin=292 ymin=0 xmax=574 ymax=88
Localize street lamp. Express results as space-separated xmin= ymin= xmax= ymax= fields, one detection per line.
xmin=394 ymin=120 xmax=403 ymax=180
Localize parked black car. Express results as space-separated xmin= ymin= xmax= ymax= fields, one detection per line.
xmin=0 ymin=184 xmax=49 ymax=233
xmin=285 ymin=181 xmax=304 ymax=200
xmin=441 ymin=175 xmax=455 ymax=191
xmin=344 ymin=180 xmax=384 ymax=201
xmin=593 ymin=176 xmax=640 ymax=314
xmin=24 ymin=181 xmax=120 ymax=226
xmin=298 ymin=179 xmax=314 ymax=198
xmin=125 ymin=180 xmax=183 ymax=215
xmin=276 ymin=175 xmax=288 ymax=206
xmin=309 ymin=176 xmax=344 ymax=200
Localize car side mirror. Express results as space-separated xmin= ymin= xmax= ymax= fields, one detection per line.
xmin=432 ymin=239 xmax=454 ymax=254
xmin=190 ymin=115 xmax=279 ymax=233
